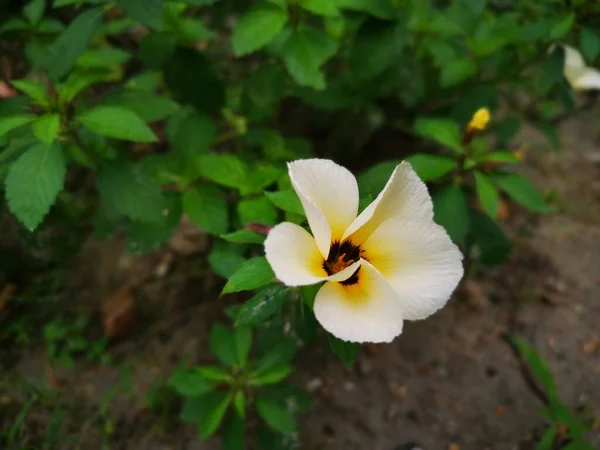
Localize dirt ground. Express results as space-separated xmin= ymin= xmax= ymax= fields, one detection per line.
xmin=4 ymin=111 xmax=600 ymax=450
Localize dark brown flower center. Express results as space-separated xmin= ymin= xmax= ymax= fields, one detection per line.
xmin=323 ymin=239 xmax=362 ymax=286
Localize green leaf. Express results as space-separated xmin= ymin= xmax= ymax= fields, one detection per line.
xmin=474 ymin=172 xmax=499 ymax=218
xmin=208 ymin=241 xmax=246 ymax=279
xmin=169 ymin=110 xmax=215 ymax=158
xmin=281 ymin=26 xmax=338 ymax=90
xmin=221 ymin=229 xmax=265 ymax=244
xmin=222 ymin=257 xmax=275 ymax=294
xmin=235 ymin=285 xmax=291 ymax=327
xmin=77 ymin=47 xmax=131 ymax=69
xmin=328 ymin=334 xmax=360 ymax=368
xmin=405 ymin=154 xmax=457 ymax=181
xmin=242 ymin=65 xmax=285 ymax=120
xmin=222 ymin=411 xmax=245 ymax=450
xmin=0 ymin=115 xmax=36 ymax=138
xmin=24 ymin=0 xmax=46 ymax=25
xmin=96 ymin=162 xmax=165 ymax=223
xmin=11 ymin=79 xmax=49 ymax=106
xmin=510 ymin=335 xmax=557 ymax=398
xmin=44 ymin=7 xmax=104 ymax=79
xmin=550 ymin=13 xmax=575 ymax=40
xmin=182 ymin=184 xmax=228 ymax=235
xmin=138 ymin=31 xmax=176 ymax=69
xmin=252 ymin=364 xmax=292 ymax=385
xmin=580 ymin=27 xmax=600 ymax=62
xmin=256 ymin=335 xmax=298 ymax=372
xmin=297 ymin=0 xmax=338 ymax=16
xmin=492 ymin=172 xmax=550 ymax=213
xmin=232 ymin=4 xmax=288 ymax=56
xmin=209 ymin=324 xmax=237 ymax=367
xmin=197 ymin=366 xmax=232 ymax=381
xmin=234 ymin=326 xmax=252 ymax=368
xmin=336 ymin=0 xmax=396 ymax=19
xmin=5 ymin=143 xmax=66 ymax=231
xmin=117 ymin=0 xmax=163 ymax=30
xmin=78 ymin=106 xmax=157 ymax=142
xmin=58 ymin=70 xmax=116 ymax=104
xmin=265 ymin=190 xmax=304 ymax=215
xmin=440 ymin=58 xmax=476 ymax=87
xmin=475 ymin=151 xmax=520 ymax=165
xmin=168 ymin=369 xmax=213 ymax=397
xmin=199 ymin=393 xmax=231 ymax=438
xmin=163 ymin=47 xmax=224 ymax=113
xmin=233 ymin=391 xmax=245 ymax=419
xmin=197 ymin=153 xmax=249 ymax=190
xmin=432 ymin=184 xmax=469 ymax=243
xmin=100 ymin=89 xmax=179 ymax=123
xmin=255 ymin=397 xmax=297 ymax=434
xmin=357 ymin=160 xmax=399 ymax=199
xmin=535 ymin=425 xmax=557 ymax=450
xmin=32 ymin=113 xmax=60 ymax=146
xmin=414 ymin=118 xmax=463 ymax=153
xmin=237 ymin=196 xmax=277 ymax=225
xmin=469 ymin=211 xmax=510 ymax=265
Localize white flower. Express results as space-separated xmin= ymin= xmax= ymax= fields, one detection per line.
xmin=264 ymin=159 xmax=463 ymax=343
xmin=562 ymin=44 xmax=600 ymax=91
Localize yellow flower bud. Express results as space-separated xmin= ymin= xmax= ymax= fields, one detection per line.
xmin=469 ymin=108 xmax=491 ymax=131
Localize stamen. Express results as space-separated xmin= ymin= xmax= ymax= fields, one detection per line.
xmin=323 ymin=239 xmax=363 ymax=286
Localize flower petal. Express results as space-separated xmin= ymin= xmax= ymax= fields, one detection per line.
xmin=289 ymin=159 xmax=359 ymax=258
xmin=572 ymin=68 xmax=600 ymax=90
xmin=563 ymin=45 xmax=585 ymax=70
xmin=265 ymin=222 xmax=360 ymax=286
xmin=343 ymin=162 xmax=433 ymax=244
xmin=363 ymin=218 xmax=463 ymax=321
xmin=314 ymin=259 xmax=404 ymax=343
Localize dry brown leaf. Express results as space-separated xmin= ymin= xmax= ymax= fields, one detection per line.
xmin=102 ymin=285 xmax=135 ymax=338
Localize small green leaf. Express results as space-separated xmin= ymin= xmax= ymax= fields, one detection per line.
xmin=11 ymin=79 xmax=49 ymax=106
xmin=208 ymin=241 xmax=246 ymax=279
xmin=265 ymin=190 xmax=304 ymax=215
xmin=440 ymin=58 xmax=476 ymax=87
xmin=550 ymin=13 xmax=575 ymax=40
xmin=182 ymin=184 xmax=228 ymax=235
xmin=0 ymin=115 xmax=36 ymax=138
xmin=199 ymin=393 xmax=231 ymax=438
xmin=196 ymin=366 xmax=232 ymax=382
xmin=168 ymin=369 xmax=213 ymax=397
xmin=222 ymin=257 xmax=275 ymax=294
xmin=328 ymin=334 xmax=360 ymax=368
xmin=414 ymin=118 xmax=463 ymax=153
xmin=78 ymin=106 xmax=157 ymax=142
xmin=222 ymin=410 xmax=245 ymax=450
xmin=474 ymin=172 xmax=499 ymax=218
xmin=256 ymin=336 xmax=298 ymax=372
xmin=209 ymin=324 xmax=237 ymax=367
xmin=232 ymin=4 xmax=288 ymax=56
xmin=298 ymin=0 xmax=338 ymax=16
xmin=237 ymin=196 xmax=277 ymax=225
xmin=117 ymin=0 xmax=163 ymax=30
xmin=475 ymin=151 xmax=520 ymax=165
xmin=32 ymin=113 xmax=60 ymax=145
xmin=24 ymin=0 xmax=46 ymax=25
xmin=100 ymin=89 xmax=180 ymax=123
xmin=509 ymin=335 xmax=558 ymax=398
xmin=535 ymin=425 xmax=557 ymax=450
xmin=235 ymin=326 xmax=252 ymax=368
xmin=58 ymin=70 xmax=115 ymax=104
xmin=469 ymin=211 xmax=511 ymax=266
xmin=255 ymin=397 xmax=297 ymax=434
xmin=168 ymin=110 xmax=215 ymax=158
xmin=5 ymin=143 xmax=66 ymax=231
xmin=580 ymin=27 xmax=600 ymax=62
xmin=235 ymin=285 xmax=292 ymax=326
xmin=221 ymin=229 xmax=265 ymax=244
xmin=432 ymin=184 xmax=469 ymax=243
xmin=138 ymin=31 xmax=176 ymax=69
xmin=492 ymin=172 xmax=550 ymax=213
xmin=281 ymin=26 xmax=338 ymax=90
xmin=233 ymin=391 xmax=245 ymax=419
xmin=405 ymin=154 xmax=457 ymax=181
xmin=252 ymin=364 xmax=292 ymax=385
xmin=197 ymin=153 xmax=249 ymax=190
xmin=357 ymin=160 xmax=400 ymax=199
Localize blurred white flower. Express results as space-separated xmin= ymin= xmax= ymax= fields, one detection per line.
xmin=264 ymin=159 xmax=463 ymax=343
xmin=562 ymin=44 xmax=600 ymax=91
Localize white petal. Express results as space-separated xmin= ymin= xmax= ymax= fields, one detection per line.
xmin=313 ymin=259 xmax=404 ymax=343
xmin=572 ymin=68 xmax=600 ymax=90
xmin=342 ymin=162 xmax=433 ymax=244
xmin=563 ymin=45 xmax=585 ymax=70
xmin=264 ymin=222 xmax=361 ymax=286
xmin=288 ymin=159 xmax=359 ymax=258
xmin=363 ymin=218 xmax=463 ymax=321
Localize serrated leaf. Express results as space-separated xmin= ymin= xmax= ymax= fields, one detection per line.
xmin=414 ymin=118 xmax=463 ymax=153
xmin=78 ymin=106 xmax=157 ymax=142
xmin=221 ymin=229 xmax=265 ymax=244
xmin=237 ymin=196 xmax=277 ymax=225
xmin=0 ymin=115 xmax=36 ymax=138
xmin=168 ymin=369 xmax=213 ymax=397
xmin=32 ymin=113 xmax=60 ymax=146
xmin=197 ymin=153 xmax=249 ymax=189
xmin=328 ymin=334 xmax=360 ymax=368
xmin=182 ymin=184 xmax=228 ymax=235
xmin=474 ymin=172 xmax=499 ymax=218
xmin=235 ymin=285 xmax=291 ymax=326
xmin=44 ymin=7 xmax=104 ymax=79
xmin=255 ymin=397 xmax=297 ymax=434
xmin=11 ymin=79 xmax=49 ymax=106
xmin=232 ymin=4 xmax=288 ymax=56
xmin=432 ymin=184 xmax=469 ymax=243
xmin=117 ymin=0 xmax=163 ymax=30
xmin=209 ymin=324 xmax=237 ymax=367
xmin=5 ymin=143 xmax=66 ymax=231
xmin=265 ymin=190 xmax=304 ymax=215
xmin=222 ymin=257 xmax=275 ymax=294
xmin=281 ymin=26 xmax=338 ymax=90
xmin=96 ymin=161 xmax=165 ymax=223
xmin=492 ymin=172 xmax=550 ymax=213
xmin=405 ymin=154 xmax=457 ymax=181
